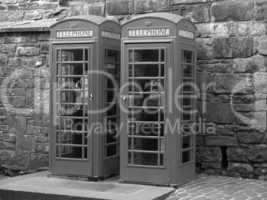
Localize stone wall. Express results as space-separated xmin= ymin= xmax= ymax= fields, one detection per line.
xmin=0 ymin=32 xmax=50 ymax=175
xmin=0 ymin=0 xmax=267 ymax=179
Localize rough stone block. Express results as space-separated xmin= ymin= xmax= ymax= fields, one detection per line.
xmin=134 ymin=0 xmax=169 ymax=14
xmin=24 ymin=10 xmax=43 ymax=20
xmin=35 ymin=143 xmax=49 ymax=153
xmin=8 ymin=96 xmax=26 ymax=108
xmin=88 ymin=1 xmax=105 ymax=16
xmin=0 ymin=10 xmax=24 ymax=22
xmin=0 ymin=142 xmax=15 ymax=150
xmin=29 ymin=153 xmax=48 ymax=170
xmin=107 ymin=0 xmax=130 ymax=15
xmin=216 ymin=125 xmax=235 ymax=136
xmin=171 ymin=0 xmax=208 ymax=4
xmin=255 ymin=0 xmax=267 ymax=20
xmin=206 ymin=102 xmax=236 ymax=124
xmin=214 ymin=73 xmax=252 ymax=94
xmin=228 ymin=163 xmax=254 ymax=177
xmin=228 ymin=148 xmax=248 ymax=162
xmin=3 ymin=152 xmax=30 ymax=170
xmin=237 ymin=131 xmax=265 ymax=144
xmin=233 ymin=55 xmax=266 ymax=73
xmin=255 ymin=36 xmax=267 ymax=55
xmin=196 ymin=147 xmax=222 ymax=162
xmin=197 ymin=37 xmax=254 ymax=59
xmin=212 ymin=37 xmax=254 ymax=59
xmin=172 ymin=3 xmax=210 ymax=23
xmin=201 ymin=162 xmax=221 ymax=169
xmin=16 ymin=135 xmax=36 ymax=152
xmin=0 ymin=44 xmax=16 ymax=55
xmin=205 ymin=136 xmax=238 ymax=147
xmin=0 ymin=53 xmax=7 ymax=66
xmin=254 ymin=72 xmax=267 ymax=94
xmin=0 ymin=150 xmax=15 ymax=162
xmin=196 ymin=38 xmax=214 ymax=60
xmin=211 ymin=0 xmax=254 ymax=22
xmin=248 ymin=145 xmax=267 ymax=162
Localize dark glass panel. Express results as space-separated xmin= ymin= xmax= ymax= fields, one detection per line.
xmin=133 ymin=152 xmax=158 ymax=166
xmin=134 ymin=49 xmax=159 ymax=62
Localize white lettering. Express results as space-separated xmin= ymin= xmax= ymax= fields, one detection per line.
xmin=128 ymin=28 xmax=171 ymax=37
xmin=56 ymin=30 xmax=94 ymax=38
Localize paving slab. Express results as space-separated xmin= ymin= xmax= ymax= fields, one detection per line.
xmin=166 ymin=174 xmax=267 ymax=200
xmin=0 ymin=171 xmax=174 ymax=200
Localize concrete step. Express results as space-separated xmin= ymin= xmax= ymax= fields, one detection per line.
xmin=0 ymin=172 xmax=174 ymax=200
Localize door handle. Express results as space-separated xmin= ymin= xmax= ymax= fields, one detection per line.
xmin=89 ymin=93 xmax=94 ymax=101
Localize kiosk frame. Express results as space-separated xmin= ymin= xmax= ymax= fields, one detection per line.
xmin=49 ymin=15 xmax=121 ymax=179
xmin=120 ymin=12 xmax=197 ymax=185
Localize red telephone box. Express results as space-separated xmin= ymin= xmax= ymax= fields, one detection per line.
xmin=120 ymin=13 xmax=197 ymax=185
xmin=49 ymin=15 xmax=120 ymax=179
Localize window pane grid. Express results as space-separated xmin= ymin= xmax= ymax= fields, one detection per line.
xmin=55 ymin=48 xmax=89 ymax=160
xmin=180 ymin=50 xmax=195 ymax=164
xmin=127 ymin=48 xmax=166 ymax=167
xmin=104 ymin=49 xmax=120 ymax=159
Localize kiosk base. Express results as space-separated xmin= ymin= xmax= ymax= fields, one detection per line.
xmin=0 ymin=171 xmax=175 ymax=200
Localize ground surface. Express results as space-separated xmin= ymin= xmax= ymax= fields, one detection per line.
xmin=0 ymin=172 xmax=173 ymax=200
xmin=0 ymin=173 xmax=266 ymax=200
xmin=166 ymin=175 xmax=267 ymax=200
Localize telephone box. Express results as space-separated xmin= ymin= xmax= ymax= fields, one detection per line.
xmin=49 ymin=16 xmax=120 ymax=179
xmin=120 ymin=13 xmax=197 ymax=185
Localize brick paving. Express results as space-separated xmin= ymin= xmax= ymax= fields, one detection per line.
xmin=166 ymin=175 xmax=267 ymax=200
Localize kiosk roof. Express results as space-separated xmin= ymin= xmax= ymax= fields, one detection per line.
xmin=50 ymin=15 xmax=119 ymax=28
xmin=121 ymin=12 xmax=184 ymax=25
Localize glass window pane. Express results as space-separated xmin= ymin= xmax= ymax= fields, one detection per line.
xmin=56 ymin=132 xmax=85 ymax=145
xmin=57 ymin=145 xmax=84 ymax=159
xmin=183 ymin=64 xmax=193 ymax=77
xmin=182 ymin=96 xmax=192 ymax=107
xmin=130 ymin=79 xmax=164 ymax=92
xmin=134 ymin=49 xmax=159 ymax=62
xmin=160 ymin=49 xmax=165 ymax=62
xmin=106 ymin=145 xmax=117 ymax=157
xmin=133 ymin=64 xmax=159 ymax=77
xmin=128 ymin=122 xmax=159 ymax=136
xmin=57 ymin=50 xmax=61 ymax=62
xmin=131 ymin=138 xmax=158 ymax=151
xmin=129 ymin=109 xmax=163 ymax=122
xmin=61 ymin=49 xmax=84 ymax=61
xmin=133 ymin=152 xmax=158 ymax=166
xmin=160 ymin=64 xmax=164 ymax=77
xmin=128 ymin=152 xmax=132 ymax=164
xmin=182 ymin=112 xmax=192 ymax=121
xmin=129 ymin=94 xmax=162 ymax=107
xmin=182 ymin=135 xmax=191 ymax=149
xmin=182 ymin=150 xmax=191 ymax=163
xmin=61 ymin=64 xmax=83 ymax=76
xmin=183 ymin=50 xmax=193 ymax=64
xmin=129 ymin=50 xmax=133 ymax=62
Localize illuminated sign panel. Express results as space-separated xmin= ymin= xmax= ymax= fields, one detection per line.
xmin=56 ymin=30 xmax=94 ymax=38
xmin=128 ymin=28 xmax=171 ymax=37
xmin=101 ymin=31 xmax=121 ymax=40
xmin=178 ymin=30 xmax=194 ymax=39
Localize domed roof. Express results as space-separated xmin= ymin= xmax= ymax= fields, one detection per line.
xmin=50 ymin=15 xmax=119 ymax=28
xmin=121 ymin=12 xmax=184 ymax=25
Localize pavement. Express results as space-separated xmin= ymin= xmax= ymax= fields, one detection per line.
xmin=166 ymin=175 xmax=267 ymax=200
xmin=0 ymin=171 xmax=174 ymax=200
xmin=0 ymin=172 xmax=266 ymax=200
